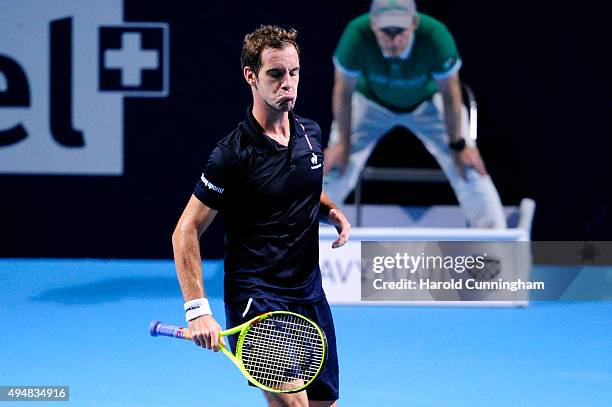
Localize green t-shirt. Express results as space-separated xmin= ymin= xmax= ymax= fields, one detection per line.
xmin=334 ymin=13 xmax=461 ymax=112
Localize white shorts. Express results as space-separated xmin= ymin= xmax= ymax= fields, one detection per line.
xmin=324 ymin=92 xmax=507 ymax=228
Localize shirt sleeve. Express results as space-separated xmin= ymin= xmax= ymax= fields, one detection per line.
xmin=193 ymin=145 xmax=237 ymax=210
xmin=333 ymin=18 xmax=365 ymax=76
xmin=429 ymin=21 xmax=462 ymax=79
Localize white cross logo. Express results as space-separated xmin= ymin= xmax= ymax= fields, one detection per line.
xmin=104 ymin=32 xmax=159 ymax=87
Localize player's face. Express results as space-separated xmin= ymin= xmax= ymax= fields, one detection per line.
xmin=372 ymin=18 xmax=418 ymax=57
xmin=253 ymin=45 xmax=300 ymax=112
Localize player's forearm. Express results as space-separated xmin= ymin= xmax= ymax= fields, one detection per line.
xmin=332 ymin=83 xmax=353 ymax=145
xmin=320 ymin=191 xmax=338 ymax=219
xmin=172 ymin=223 xmax=207 ymax=301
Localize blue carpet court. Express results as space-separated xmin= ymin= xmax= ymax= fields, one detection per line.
xmin=1 ymin=259 xmax=611 ymax=406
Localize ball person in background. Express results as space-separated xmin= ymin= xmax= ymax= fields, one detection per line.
xmin=324 ymin=0 xmax=506 ymax=228
xmin=172 ymin=25 xmax=350 ymax=407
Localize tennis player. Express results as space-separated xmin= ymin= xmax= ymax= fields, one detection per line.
xmin=172 ymin=25 xmax=350 ymax=407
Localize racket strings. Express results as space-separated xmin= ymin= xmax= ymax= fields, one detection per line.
xmin=243 ymin=331 xmax=321 ymax=386
xmin=244 ymin=320 xmax=322 ymax=379
xmin=244 ymin=335 xmax=323 ymax=372
xmin=240 ymin=314 xmax=325 ymax=390
xmin=243 ymin=335 xmax=322 ymax=383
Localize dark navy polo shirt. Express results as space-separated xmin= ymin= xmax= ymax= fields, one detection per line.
xmin=193 ymin=107 xmax=326 ymax=304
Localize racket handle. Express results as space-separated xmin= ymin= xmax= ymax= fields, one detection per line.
xmin=149 ymin=320 xmax=192 ymax=340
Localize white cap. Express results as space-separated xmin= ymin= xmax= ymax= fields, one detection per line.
xmin=370 ymin=0 xmax=417 ymax=29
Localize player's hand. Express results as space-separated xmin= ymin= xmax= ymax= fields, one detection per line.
xmin=323 ymin=142 xmax=350 ymax=175
xmin=328 ymin=208 xmax=351 ymax=248
xmin=187 ymin=315 xmax=226 ymax=352
xmin=454 ymin=146 xmax=487 ymax=180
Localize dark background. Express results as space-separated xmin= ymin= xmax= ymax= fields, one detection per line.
xmin=1 ymin=0 xmax=610 ymax=259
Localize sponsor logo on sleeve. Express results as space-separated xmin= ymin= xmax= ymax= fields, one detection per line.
xmin=443 ymin=57 xmax=456 ymax=71
xmin=200 ymin=174 xmax=224 ymax=194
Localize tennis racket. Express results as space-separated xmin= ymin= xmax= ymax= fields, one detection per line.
xmin=149 ymin=311 xmax=327 ymax=393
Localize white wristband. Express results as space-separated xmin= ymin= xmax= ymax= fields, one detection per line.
xmin=184 ymin=298 xmax=212 ymax=322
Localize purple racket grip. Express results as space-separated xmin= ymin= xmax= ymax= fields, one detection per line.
xmin=149 ymin=320 xmax=185 ymax=339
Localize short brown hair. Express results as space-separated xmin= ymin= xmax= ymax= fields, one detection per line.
xmin=241 ymin=25 xmax=300 ymax=75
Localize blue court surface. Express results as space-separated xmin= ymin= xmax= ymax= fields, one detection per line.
xmin=1 ymin=259 xmax=611 ymax=406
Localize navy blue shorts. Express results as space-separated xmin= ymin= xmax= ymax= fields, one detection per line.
xmin=224 ymin=296 xmax=339 ymax=401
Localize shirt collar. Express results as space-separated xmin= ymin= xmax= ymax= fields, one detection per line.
xmin=243 ymin=106 xmax=304 ymax=153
